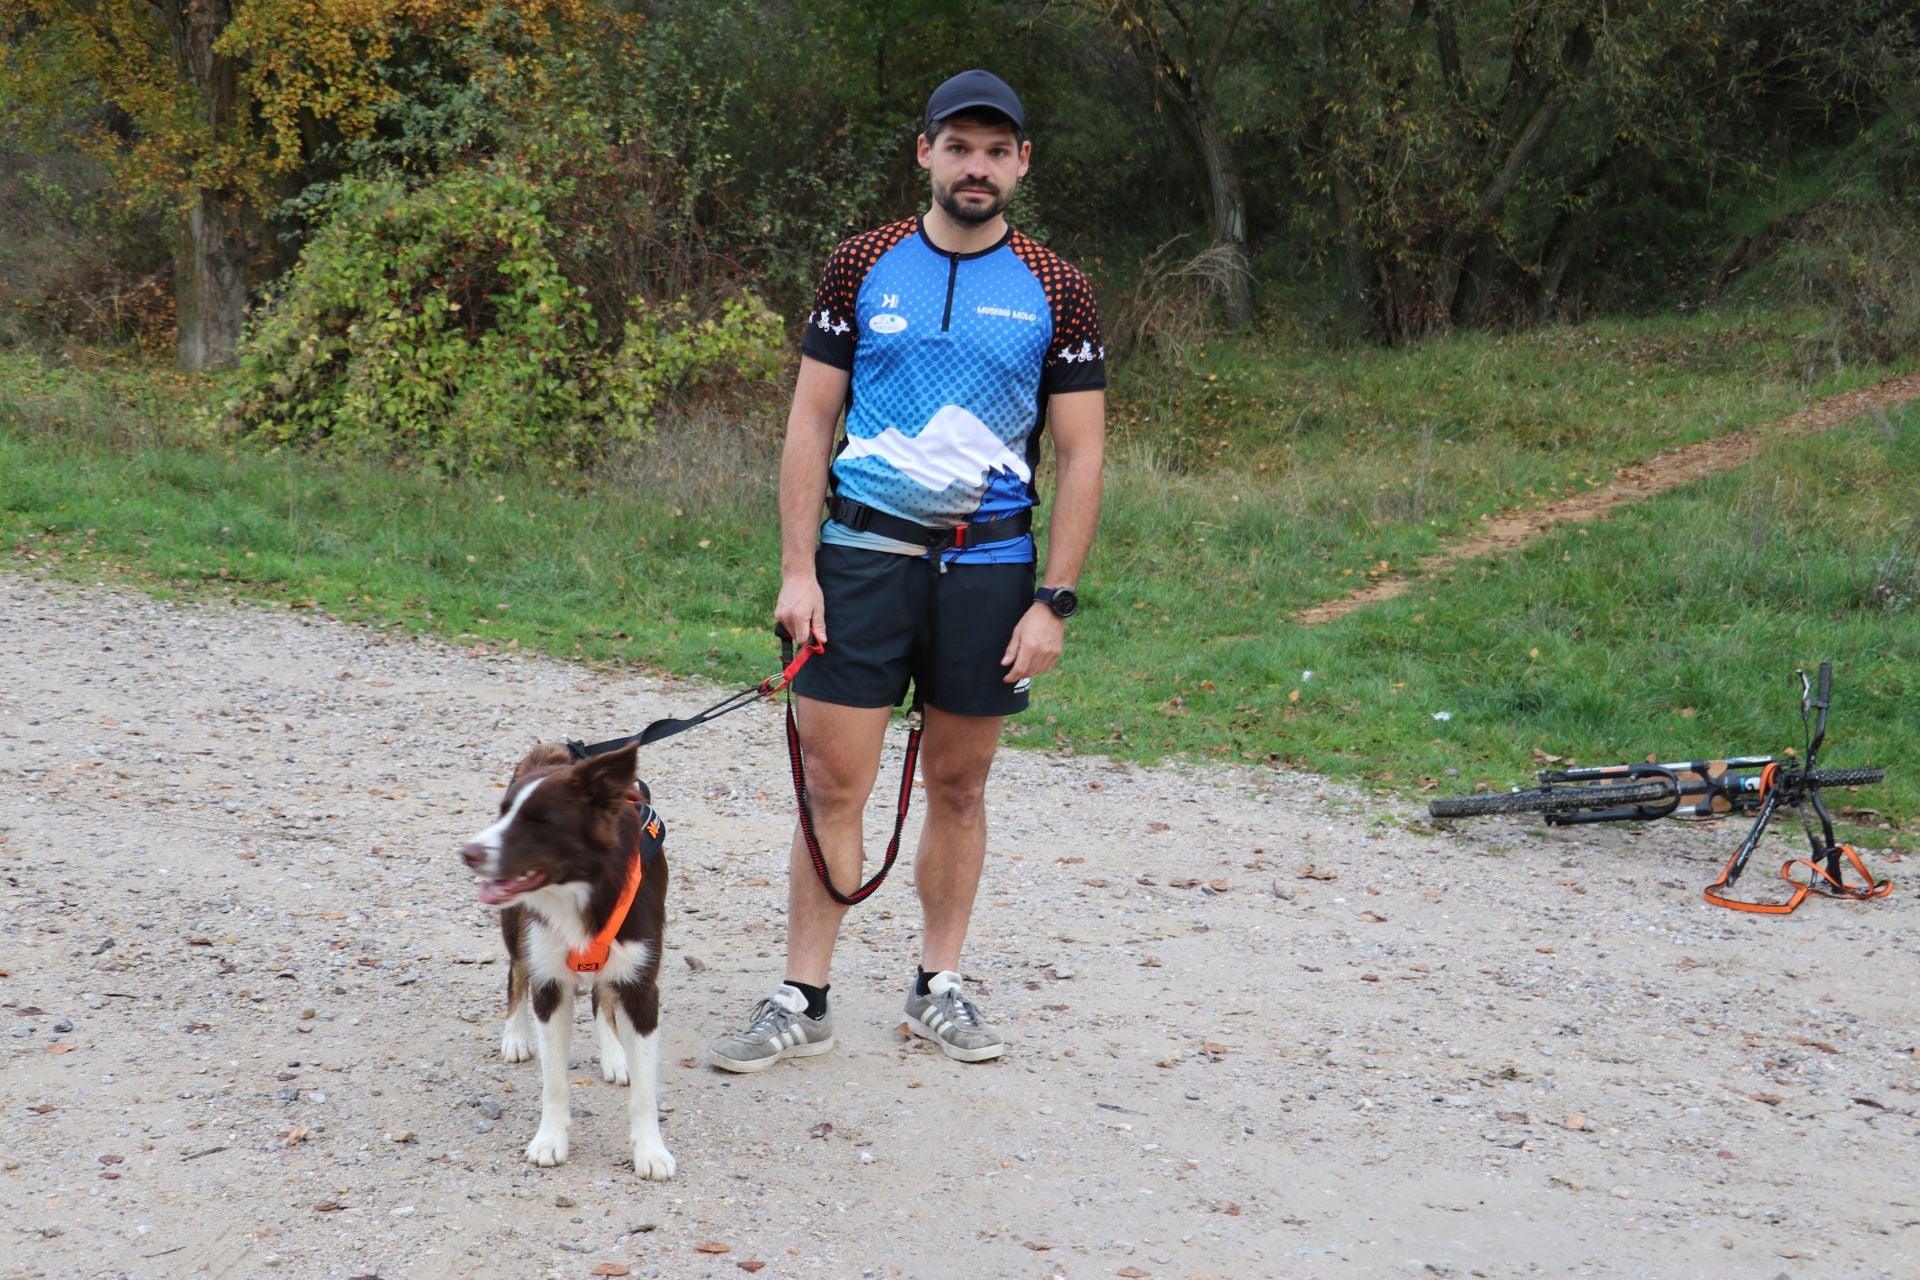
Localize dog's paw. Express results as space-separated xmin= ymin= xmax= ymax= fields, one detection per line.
xmin=600 ymin=1056 xmax=630 ymax=1086
xmin=631 ymin=1141 xmax=676 ymax=1181
xmin=524 ymin=1128 xmax=569 ymax=1167
xmin=501 ymin=1012 xmax=536 ymax=1062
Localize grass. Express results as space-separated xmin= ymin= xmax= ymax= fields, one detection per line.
xmin=3 ymin=309 xmax=1916 ymax=851
xmin=1059 ymin=408 xmax=1920 ymax=830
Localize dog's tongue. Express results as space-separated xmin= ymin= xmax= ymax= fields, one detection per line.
xmin=478 ymin=870 xmax=547 ymax=904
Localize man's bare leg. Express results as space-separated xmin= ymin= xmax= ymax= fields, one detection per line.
xmin=912 ymin=706 xmax=1005 ymax=974
xmin=901 ymin=705 xmax=1009 ymax=1061
xmin=784 ymin=696 xmax=892 ymax=986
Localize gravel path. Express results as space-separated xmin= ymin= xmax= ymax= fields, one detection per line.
xmin=3 ymin=572 xmax=1915 ymax=1280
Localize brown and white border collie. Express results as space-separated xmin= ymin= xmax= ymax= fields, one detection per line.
xmin=458 ymin=741 xmax=674 ymax=1179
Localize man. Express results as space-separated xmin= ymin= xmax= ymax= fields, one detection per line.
xmin=709 ymin=69 xmax=1106 ymax=1071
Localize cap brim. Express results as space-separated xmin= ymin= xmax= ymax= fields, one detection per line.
xmin=929 ymin=100 xmax=1024 ymax=131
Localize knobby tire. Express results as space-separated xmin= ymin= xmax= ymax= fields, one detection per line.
xmin=1429 ymin=778 xmax=1673 ymax=819
xmin=1805 ymin=766 xmax=1885 ymax=789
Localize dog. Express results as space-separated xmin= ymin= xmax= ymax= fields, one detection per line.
xmin=458 ymin=741 xmax=674 ymax=1179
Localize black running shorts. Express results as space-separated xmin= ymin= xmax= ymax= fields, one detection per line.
xmin=792 ymin=543 xmax=1036 ymax=717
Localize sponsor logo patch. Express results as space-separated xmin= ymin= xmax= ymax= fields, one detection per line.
xmin=869 ymin=313 xmax=908 ymax=334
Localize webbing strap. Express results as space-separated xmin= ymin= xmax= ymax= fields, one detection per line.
xmin=1704 ymin=842 xmax=1893 ymax=914
xmin=1702 ymin=764 xmax=1894 ymax=913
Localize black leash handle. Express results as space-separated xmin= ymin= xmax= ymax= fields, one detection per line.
xmin=566 ymin=632 xmax=823 ymax=760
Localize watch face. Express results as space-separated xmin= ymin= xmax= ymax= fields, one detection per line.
xmin=1048 ymin=588 xmax=1078 ymax=618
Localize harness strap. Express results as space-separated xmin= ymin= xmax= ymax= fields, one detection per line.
xmin=569 ymin=802 xmax=664 ymax=973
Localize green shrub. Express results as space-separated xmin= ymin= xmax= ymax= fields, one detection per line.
xmin=218 ymin=163 xmax=782 ymax=473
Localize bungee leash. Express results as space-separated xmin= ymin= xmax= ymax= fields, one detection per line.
xmin=777 ymin=627 xmax=922 ymax=906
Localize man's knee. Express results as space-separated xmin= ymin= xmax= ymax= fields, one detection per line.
xmin=920 ymin=754 xmax=992 ymax=814
xmin=799 ymin=749 xmax=882 ymax=813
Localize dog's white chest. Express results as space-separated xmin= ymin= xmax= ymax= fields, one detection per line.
xmin=518 ymin=888 xmax=654 ymax=986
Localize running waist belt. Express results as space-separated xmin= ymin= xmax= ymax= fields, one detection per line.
xmin=829 ymin=497 xmax=1031 ymax=552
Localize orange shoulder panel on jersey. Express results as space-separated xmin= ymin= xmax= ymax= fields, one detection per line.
xmin=1008 ymin=230 xmax=1105 ymax=378
xmin=809 ymin=218 xmax=920 ymax=331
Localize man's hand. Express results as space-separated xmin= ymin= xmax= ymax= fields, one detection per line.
xmin=1001 ymin=603 xmax=1065 ymax=683
xmin=776 ymin=572 xmax=828 ymax=649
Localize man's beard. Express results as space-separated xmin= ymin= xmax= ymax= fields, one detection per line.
xmin=934 ymin=177 xmax=1011 ymax=225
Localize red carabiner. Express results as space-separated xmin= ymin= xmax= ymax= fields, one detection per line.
xmin=760 ymin=635 xmax=825 ymax=695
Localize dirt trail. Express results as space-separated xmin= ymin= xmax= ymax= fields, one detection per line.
xmin=3 ymin=572 xmax=1917 ymax=1280
xmin=1296 ymin=369 xmax=1920 ymax=626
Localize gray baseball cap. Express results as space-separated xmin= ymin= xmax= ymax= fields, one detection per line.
xmin=924 ymin=69 xmax=1026 ymax=134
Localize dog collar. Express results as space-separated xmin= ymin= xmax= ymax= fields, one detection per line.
xmin=568 ymin=811 xmax=653 ymax=974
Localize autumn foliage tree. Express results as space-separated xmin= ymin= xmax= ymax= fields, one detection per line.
xmin=0 ymin=0 xmax=585 ymax=369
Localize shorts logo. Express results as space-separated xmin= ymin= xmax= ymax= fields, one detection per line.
xmin=869 ymin=313 xmax=908 ymax=334
xmin=1013 ymin=678 xmax=1031 ymax=693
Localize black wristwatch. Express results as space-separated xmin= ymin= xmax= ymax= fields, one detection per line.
xmin=1033 ymin=586 xmax=1079 ymax=619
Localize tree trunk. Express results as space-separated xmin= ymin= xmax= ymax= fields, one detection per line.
xmin=1109 ymin=1 xmax=1255 ymax=328
xmin=1156 ymin=86 xmax=1255 ymax=328
xmin=1326 ymin=153 xmax=1375 ymax=338
xmin=1430 ymin=22 xmax=1593 ymax=324
xmin=175 ymin=192 xmax=249 ymax=371
xmin=162 ymin=0 xmax=247 ymax=370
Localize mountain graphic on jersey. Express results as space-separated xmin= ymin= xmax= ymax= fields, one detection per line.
xmin=837 ymin=404 xmax=1033 ymax=496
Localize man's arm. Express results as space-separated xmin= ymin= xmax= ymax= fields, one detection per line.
xmin=1002 ymin=388 xmax=1105 ymax=683
xmin=775 ymin=355 xmax=852 ymax=647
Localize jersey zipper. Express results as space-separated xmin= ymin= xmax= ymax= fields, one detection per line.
xmin=941 ymin=252 xmax=959 ymax=332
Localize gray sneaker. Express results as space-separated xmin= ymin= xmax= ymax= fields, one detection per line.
xmin=708 ymin=984 xmax=834 ymax=1073
xmin=903 ymin=970 xmax=1006 ymax=1062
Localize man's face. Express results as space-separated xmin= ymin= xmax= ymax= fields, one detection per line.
xmin=918 ymin=117 xmax=1031 ymax=227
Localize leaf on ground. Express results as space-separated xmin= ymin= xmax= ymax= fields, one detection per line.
xmin=808 ymin=1122 xmax=833 ymax=1139
xmin=737 ymin=1264 xmax=766 ymax=1274
xmin=1023 ymin=1241 xmax=1053 ymax=1250
xmin=314 ymin=1200 xmax=346 ymax=1213
xmin=1118 ymin=1268 xmax=1152 ymax=1278
xmin=45 ymin=1043 xmax=73 ymax=1055
xmin=592 ymin=1266 xmax=631 ymax=1277
xmin=695 ymin=1242 xmax=731 ymax=1254
xmin=1297 ymin=866 xmax=1337 ymax=880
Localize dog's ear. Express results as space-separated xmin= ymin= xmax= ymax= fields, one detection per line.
xmin=574 ymin=742 xmax=640 ymax=805
xmin=510 ymin=742 xmax=573 ymax=785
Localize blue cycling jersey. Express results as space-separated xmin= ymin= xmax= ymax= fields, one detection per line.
xmin=800 ymin=216 xmax=1106 ymax=564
